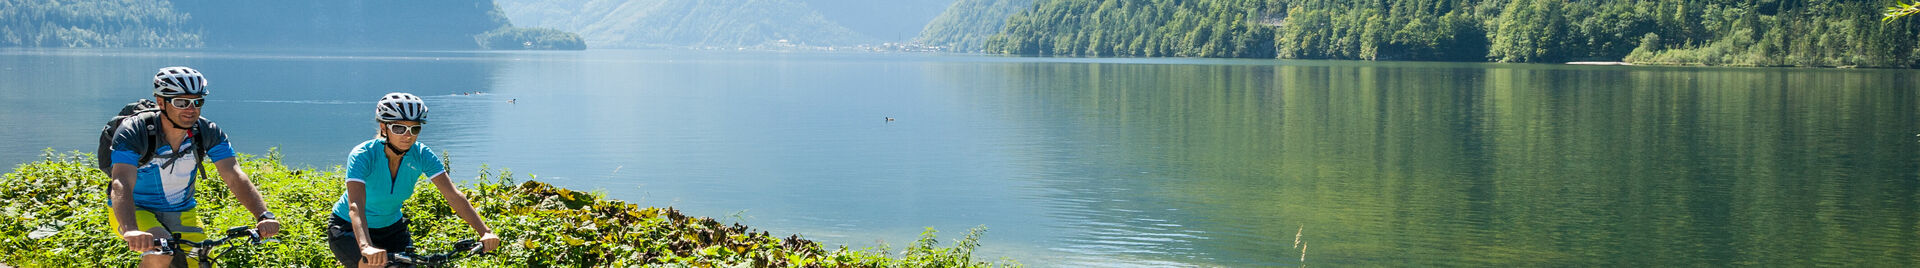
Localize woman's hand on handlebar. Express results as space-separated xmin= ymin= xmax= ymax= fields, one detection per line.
xmin=359 ymin=245 xmax=387 ymax=267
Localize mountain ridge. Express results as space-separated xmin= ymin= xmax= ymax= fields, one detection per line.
xmin=497 ymin=0 xmax=873 ymax=48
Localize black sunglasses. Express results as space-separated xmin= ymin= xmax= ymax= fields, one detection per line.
xmin=166 ymin=97 xmax=205 ymax=109
xmin=385 ymin=124 xmax=424 ymax=135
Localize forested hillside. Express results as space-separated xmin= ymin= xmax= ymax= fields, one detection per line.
xmin=916 ymin=0 xmax=1035 ymax=52
xmin=926 ymin=0 xmax=1920 ymax=67
xmin=0 ymin=0 xmax=201 ymax=48
xmin=2 ymin=0 xmax=583 ymax=50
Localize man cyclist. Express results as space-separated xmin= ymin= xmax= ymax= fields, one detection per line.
xmin=109 ymin=66 xmax=282 ymax=268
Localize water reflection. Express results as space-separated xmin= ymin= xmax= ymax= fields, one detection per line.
xmin=955 ymin=60 xmax=1920 ymax=266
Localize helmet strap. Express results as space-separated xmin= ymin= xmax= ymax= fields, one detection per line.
xmin=380 ymin=131 xmax=410 ymax=156
xmin=384 ymin=139 xmax=410 ymax=156
xmin=159 ymin=107 xmax=193 ymax=130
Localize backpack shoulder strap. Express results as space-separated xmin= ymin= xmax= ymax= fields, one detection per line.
xmin=189 ymin=118 xmax=215 ymax=190
xmin=192 ymin=118 xmax=223 ymax=156
xmin=134 ymin=112 xmax=163 ymax=166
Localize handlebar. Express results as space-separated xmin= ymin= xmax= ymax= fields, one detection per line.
xmin=142 ymin=226 xmax=277 ymax=256
xmin=386 ymin=239 xmax=488 ymax=267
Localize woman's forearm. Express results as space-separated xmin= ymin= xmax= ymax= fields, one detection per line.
xmin=434 ymin=175 xmax=491 ymax=234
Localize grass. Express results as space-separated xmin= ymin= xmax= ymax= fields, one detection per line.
xmin=0 ymin=149 xmax=1019 ymax=267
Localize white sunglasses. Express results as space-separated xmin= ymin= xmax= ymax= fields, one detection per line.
xmin=385 ymin=124 xmax=423 ymax=135
xmin=166 ymin=97 xmax=205 ymax=109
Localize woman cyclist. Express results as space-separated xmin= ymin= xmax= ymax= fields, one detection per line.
xmin=326 ymin=93 xmax=499 ymax=267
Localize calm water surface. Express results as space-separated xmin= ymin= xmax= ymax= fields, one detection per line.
xmin=3 ymin=49 xmax=1918 ymax=267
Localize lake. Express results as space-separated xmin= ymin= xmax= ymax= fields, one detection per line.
xmin=3 ymin=48 xmax=1918 ymax=267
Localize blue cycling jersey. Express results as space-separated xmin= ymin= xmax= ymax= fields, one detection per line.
xmin=108 ymin=118 xmax=235 ymax=212
xmin=331 ymin=139 xmax=445 ymax=228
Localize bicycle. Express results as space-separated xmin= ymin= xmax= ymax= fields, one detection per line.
xmin=144 ymin=226 xmax=277 ymax=268
xmin=385 ymin=239 xmax=489 ymax=268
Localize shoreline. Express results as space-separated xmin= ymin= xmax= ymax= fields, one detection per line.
xmin=1566 ymin=61 xmax=1634 ymax=66
xmin=0 ymin=47 xmax=1893 ymax=70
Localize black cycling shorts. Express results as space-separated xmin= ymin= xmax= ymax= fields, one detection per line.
xmin=326 ymin=215 xmax=413 ymax=267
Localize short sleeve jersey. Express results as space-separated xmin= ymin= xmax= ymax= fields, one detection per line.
xmin=330 ymin=139 xmax=446 ymax=228
xmin=108 ymin=116 xmax=235 ymax=212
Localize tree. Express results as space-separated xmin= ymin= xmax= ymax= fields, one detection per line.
xmin=953 ymin=0 xmax=1920 ymax=67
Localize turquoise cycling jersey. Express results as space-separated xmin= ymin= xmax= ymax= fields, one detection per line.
xmin=331 ymin=139 xmax=445 ymax=228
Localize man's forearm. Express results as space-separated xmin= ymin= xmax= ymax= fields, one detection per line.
xmin=217 ymin=161 xmax=270 ymax=217
xmin=225 ymin=175 xmax=270 ymax=216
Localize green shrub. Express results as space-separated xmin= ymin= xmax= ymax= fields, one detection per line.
xmin=0 ymin=149 xmax=1015 ymax=267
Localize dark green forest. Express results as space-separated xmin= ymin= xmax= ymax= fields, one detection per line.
xmin=0 ymin=0 xmax=201 ymax=48
xmin=2 ymin=0 xmax=583 ymax=50
xmin=919 ymin=0 xmax=1036 ymax=52
xmin=476 ymin=27 xmax=587 ymax=50
xmin=928 ymin=0 xmax=1920 ymax=67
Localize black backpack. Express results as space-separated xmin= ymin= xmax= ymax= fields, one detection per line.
xmin=95 ymin=99 xmax=209 ymax=180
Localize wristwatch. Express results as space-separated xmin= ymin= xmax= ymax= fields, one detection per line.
xmin=256 ymin=211 xmax=276 ymax=221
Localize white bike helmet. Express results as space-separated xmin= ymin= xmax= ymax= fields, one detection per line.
xmin=375 ymin=93 xmax=428 ymax=122
xmin=153 ymin=66 xmax=208 ymax=97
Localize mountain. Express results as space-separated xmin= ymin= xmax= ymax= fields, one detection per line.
xmin=496 ymin=0 xmax=872 ymax=48
xmin=796 ymin=0 xmax=955 ymax=42
xmin=1 ymin=0 xmax=583 ymax=50
xmin=914 ymin=0 xmax=1033 ymax=52
xmin=172 ymin=0 xmax=508 ymax=49
xmin=0 ymin=0 xmax=201 ymax=48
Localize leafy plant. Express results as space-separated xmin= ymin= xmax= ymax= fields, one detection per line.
xmin=0 ymin=149 xmax=1015 ymax=267
xmin=1888 ymin=1 xmax=1920 ymax=22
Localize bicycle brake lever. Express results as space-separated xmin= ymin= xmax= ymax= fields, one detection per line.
xmin=246 ymin=229 xmax=281 ymax=244
xmin=390 ymin=253 xmax=419 ymax=264
xmin=143 ymin=239 xmax=174 ymax=256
